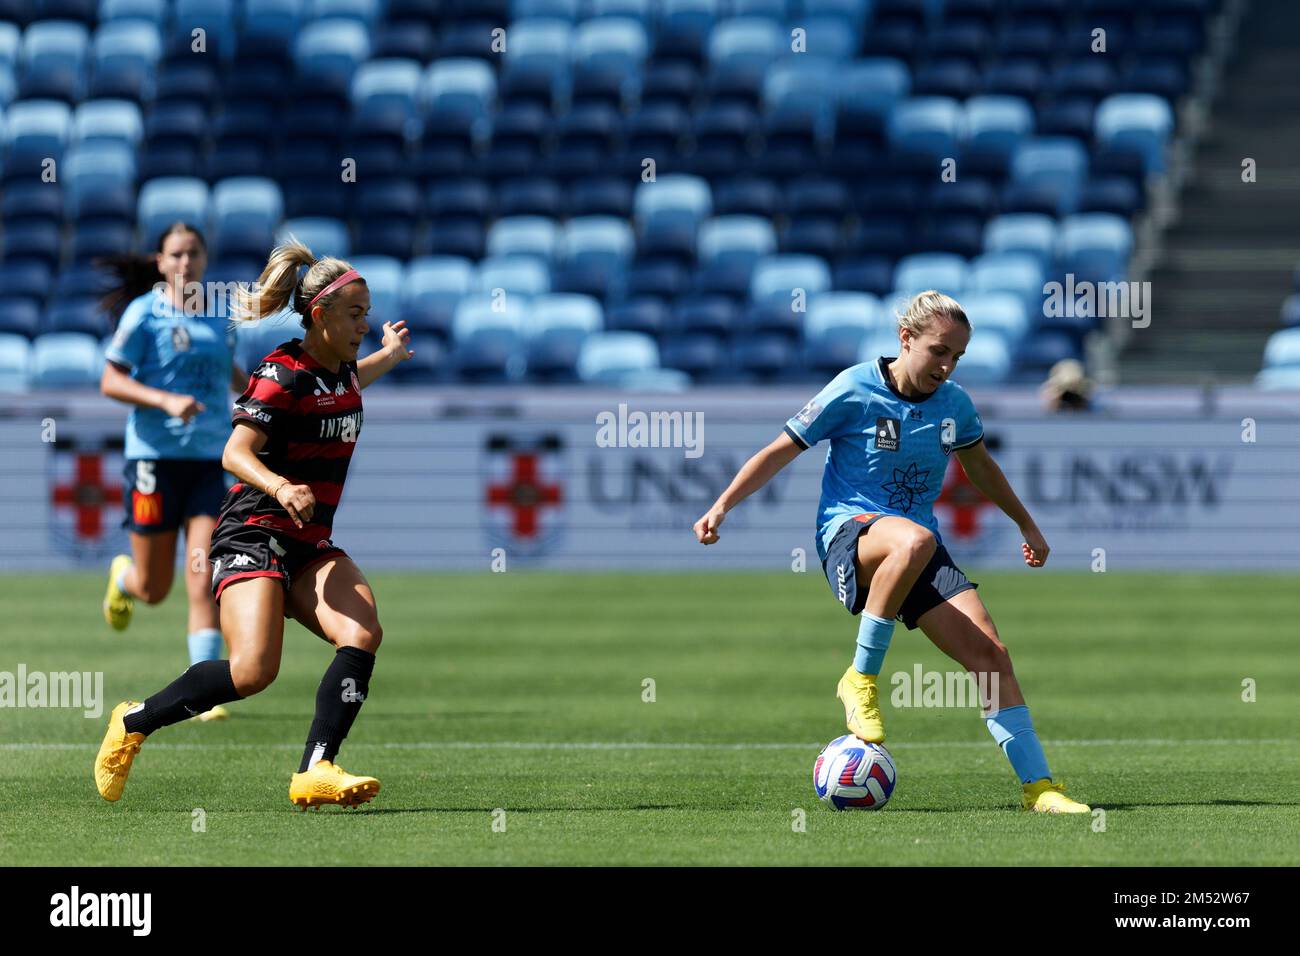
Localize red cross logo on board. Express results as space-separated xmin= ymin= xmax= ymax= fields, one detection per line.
xmin=486 ymin=452 xmax=562 ymax=539
xmin=51 ymin=452 xmax=123 ymax=540
xmin=935 ymin=455 xmax=993 ymax=540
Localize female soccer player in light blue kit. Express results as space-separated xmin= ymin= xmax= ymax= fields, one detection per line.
xmin=98 ymin=222 xmax=248 ymax=721
xmin=694 ymin=291 xmax=1090 ymax=813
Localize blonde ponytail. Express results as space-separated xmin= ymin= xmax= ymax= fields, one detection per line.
xmin=232 ymin=236 xmax=360 ymax=327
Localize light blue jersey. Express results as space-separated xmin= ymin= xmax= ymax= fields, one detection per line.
xmin=784 ymin=356 xmax=984 ymax=562
xmin=104 ymin=288 xmax=236 ymax=460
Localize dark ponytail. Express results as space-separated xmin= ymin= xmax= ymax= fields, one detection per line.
xmin=97 ymin=222 xmax=207 ymax=325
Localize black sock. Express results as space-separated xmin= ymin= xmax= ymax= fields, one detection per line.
xmin=123 ymin=660 xmax=243 ymax=736
xmin=298 ymin=646 xmax=375 ymax=773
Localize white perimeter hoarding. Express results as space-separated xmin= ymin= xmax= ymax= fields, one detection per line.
xmin=0 ymin=390 xmax=1296 ymax=572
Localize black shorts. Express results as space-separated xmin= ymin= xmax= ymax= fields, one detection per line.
xmin=209 ymin=520 xmax=347 ymax=615
xmin=122 ymin=458 xmax=228 ymax=534
xmin=821 ymin=514 xmax=978 ymax=630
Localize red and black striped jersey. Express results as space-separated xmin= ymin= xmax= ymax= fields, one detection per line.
xmin=221 ymin=339 xmax=363 ymax=545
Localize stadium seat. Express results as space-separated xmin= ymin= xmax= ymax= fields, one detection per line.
xmin=1262 ymin=328 xmax=1300 ymax=368
xmin=577 ymin=330 xmax=658 ymax=385
xmin=170 ymin=0 xmax=239 ymax=61
xmin=451 ymin=295 xmax=528 ymax=382
xmin=525 ymin=292 xmax=603 ymax=382
xmin=949 ymin=333 xmax=1011 ymax=386
xmin=1 ymin=99 xmax=72 ymax=183
xmin=31 ymin=331 xmax=101 ymax=389
xmin=804 ymin=291 xmax=883 ymax=378
xmin=0 ymin=299 xmax=41 ymax=338
xmin=655 ymin=0 xmax=720 ymax=64
xmin=892 ymin=252 xmax=968 ymax=298
xmin=1094 ymin=93 xmax=1174 ymax=176
xmin=292 ymin=16 xmax=370 ymax=97
xmin=1280 ymin=294 xmax=1300 ymax=329
xmin=45 ymin=300 xmax=109 ymax=338
xmin=2 ymin=221 xmax=61 ymax=266
xmin=475 ymin=255 xmax=550 ymax=299
xmin=98 ymin=0 xmax=167 ymax=22
xmin=71 ymin=99 xmax=143 ymax=148
xmin=346 ymin=255 xmax=403 ymax=334
xmin=1011 ymin=329 xmax=1082 ymax=382
xmin=748 ymin=253 xmax=831 ymax=338
xmin=401 ymin=255 xmax=473 ymax=341
xmin=350 ymin=57 xmax=422 ymax=141
xmin=276 ymin=217 xmax=350 ymax=260
xmin=234 ymin=308 xmax=304 ymax=370
xmin=211 ymin=177 xmax=284 ymax=260
xmin=553 ymin=216 xmax=635 ymax=300
xmin=1004 ymin=138 xmax=1089 ymax=217
xmin=962 ymin=95 xmax=1034 ymax=176
xmin=761 ymin=59 xmax=836 ymax=176
xmin=19 ymin=20 xmax=89 ymax=102
xmin=0 ymin=332 xmax=30 ymax=390
xmin=241 ymin=0 xmax=305 ymax=57
xmin=571 ymin=17 xmax=647 ymax=109
xmin=961 ymin=292 xmax=1031 ymax=347
xmin=499 ymin=17 xmax=572 ymax=109
xmin=887 ymin=96 xmax=963 ymax=169
xmin=706 ymin=16 xmax=783 ymax=107
xmin=696 ymin=215 xmax=777 ymax=298
xmin=64 ymin=142 xmax=137 ymax=222
xmin=605 ymin=298 xmax=669 ymax=337
xmin=309 ymin=0 xmax=382 ymax=28
xmin=983 ymin=213 xmax=1058 ymax=266
xmin=968 ymin=252 xmax=1045 ymax=317
xmin=1056 ymin=213 xmax=1133 ymax=285
xmin=89 ymin=19 xmax=162 ymax=102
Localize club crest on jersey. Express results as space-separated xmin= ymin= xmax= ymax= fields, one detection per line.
xmin=350 ymin=370 xmax=360 ymax=393
xmin=794 ymin=399 xmax=822 ymax=427
xmin=171 ymin=324 xmax=191 ymax=352
xmin=940 ymin=417 xmax=957 ymax=456
xmin=875 ymin=417 xmax=900 ymax=452
xmin=312 ymin=375 xmax=336 ymax=406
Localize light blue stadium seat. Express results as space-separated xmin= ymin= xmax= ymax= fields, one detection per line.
xmin=307 ymin=0 xmax=381 ymax=28
xmin=1262 ymin=328 xmax=1300 ymax=368
xmin=858 ymin=328 xmax=902 ymax=364
xmin=577 ymin=331 xmax=658 ymax=384
xmin=71 ymin=98 xmax=143 ymax=146
xmin=1056 ymin=213 xmax=1133 ymax=284
xmin=949 ymin=333 xmax=1010 ymax=386
xmin=212 ymin=176 xmax=284 ymax=258
xmin=98 ymin=0 xmax=167 ymax=21
xmin=137 ymin=176 xmax=210 ymax=242
xmin=487 ymin=216 xmax=560 ymax=261
xmin=64 ymin=141 xmax=136 ymax=220
xmin=572 ymin=17 xmax=648 ymax=105
xmin=1095 ymin=93 xmax=1174 ymax=176
xmin=795 ymin=15 xmax=860 ymax=59
xmin=277 ymin=217 xmax=350 ymax=260
xmin=20 ymin=20 xmax=90 ymax=102
xmin=501 ymin=18 xmax=573 ymax=106
xmin=587 ymin=0 xmax=655 ymax=21
xmin=452 ymin=296 xmax=527 ymax=341
xmin=293 ymin=17 xmax=370 ymax=87
xmin=0 ymin=23 xmax=18 ymax=70
xmin=837 ymin=58 xmax=910 ymax=129
xmin=750 ymin=254 xmax=832 ymax=303
xmin=554 ymin=216 xmax=634 ymax=298
xmin=90 ymin=20 xmax=162 ymax=101
xmin=634 ymin=173 xmax=712 ymax=225
xmin=887 ymin=96 xmax=963 ymax=165
xmin=961 ymin=292 xmax=1030 ymax=347
xmin=968 ymin=252 xmax=1045 ymax=316
xmin=511 ymin=0 xmax=579 ymax=20
xmin=697 ymin=215 xmax=776 ymax=294
xmin=401 ymin=255 xmax=473 ymax=338
xmin=707 ymin=16 xmax=783 ymax=69
xmin=1 ymin=99 xmax=73 ymax=179
xmin=350 ymin=57 xmax=422 ymax=139
xmin=1254 ymin=366 xmax=1300 ymax=389
xmin=31 ymin=331 xmax=101 ymax=388
xmin=983 ymin=213 xmax=1058 ymax=266
xmin=0 ymin=332 xmax=31 ymax=391
xmin=962 ymin=95 xmax=1034 ymax=174
xmin=528 ymin=293 xmax=602 ymax=338
xmin=1008 ymin=137 xmax=1089 ymax=216
xmin=805 ymin=291 xmax=883 ymax=337
xmin=611 ymin=367 xmax=691 ymax=390
xmin=475 ymin=256 xmax=551 ymax=299
xmin=762 ymin=58 xmax=836 ymax=139
xmin=421 ymin=57 xmax=496 ymax=121
xmin=892 ymin=252 xmax=968 ymax=298
xmin=452 ymin=295 xmax=529 ymax=381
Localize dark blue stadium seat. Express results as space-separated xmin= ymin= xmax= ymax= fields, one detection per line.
xmin=568 ymin=178 xmax=634 ymax=218
xmin=46 ymin=300 xmax=109 ymax=337
xmin=549 ymin=103 xmax=622 ymax=181
xmin=0 ymin=262 xmax=54 ymax=304
xmin=2 ymin=221 xmax=61 ymax=266
xmin=832 ymin=256 xmax=894 ymax=296
xmin=2 ymin=182 xmax=63 ymax=222
xmin=605 ymin=299 xmax=669 ymax=337
xmin=672 ymin=295 xmax=737 ymax=338
xmin=640 ymin=61 xmax=700 ymax=110
xmin=713 ymin=177 xmax=779 ymax=218
xmin=0 ymin=300 xmax=41 ymax=338
xmin=659 ymin=332 xmax=726 ymax=381
xmin=482 ymin=103 xmax=549 ymax=181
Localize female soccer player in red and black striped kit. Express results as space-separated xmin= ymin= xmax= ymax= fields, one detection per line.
xmin=94 ymin=238 xmax=413 ymax=808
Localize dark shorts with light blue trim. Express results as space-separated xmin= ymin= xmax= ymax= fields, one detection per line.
xmin=121 ymin=458 xmax=228 ymax=534
xmin=821 ymin=514 xmax=978 ymax=630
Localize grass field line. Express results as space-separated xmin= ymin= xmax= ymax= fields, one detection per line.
xmin=4 ymin=737 xmax=1295 ymax=752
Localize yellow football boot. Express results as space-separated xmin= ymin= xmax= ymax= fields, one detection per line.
xmin=103 ymin=554 xmax=135 ymax=631
xmin=836 ymin=666 xmax=886 ymax=743
xmin=289 ymin=761 xmax=380 ymax=809
xmin=95 ymin=700 xmax=146 ymax=802
xmin=191 ymin=705 xmax=231 ymax=722
xmin=1023 ymin=779 xmax=1091 ymax=813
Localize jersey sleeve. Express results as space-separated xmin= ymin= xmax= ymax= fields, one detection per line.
xmin=951 ymin=387 xmax=984 ymax=450
xmin=103 ymin=300 xmax=150 ymax=372
xmin=232 ymin=359 xmax=294 ymax=436
xmin=783 ymin=369 xmax=865 ymax=449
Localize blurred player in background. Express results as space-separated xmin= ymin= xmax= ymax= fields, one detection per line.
xmin=98 ymin=222 xmax=246 ymax=721
xmin=94 ymin=238 xmax=412 ymax=808
xmin=694 ymin=291 xmax=1090 ymax=813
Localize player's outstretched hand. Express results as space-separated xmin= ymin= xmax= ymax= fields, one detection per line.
xmin=275 ymin=483 xmax=316 ymax=529
xmin=382 ymin=319 xmax=413 ymax=362
xmin=163 ymin=393 xmax=205 ymax=422
xmin=693 ymin=506 xmax=726 ymax=545
xmin=1020 ymin=524 xmax=1050 ymax=567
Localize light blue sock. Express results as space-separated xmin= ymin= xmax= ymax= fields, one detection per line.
xmin=187 ymin=628 xmax=223 ymax=666
xmin=115 ymin=565 xmax=131 ymax=597
xmin=984 ymin=704 xmax=1052 ymax=785
xmin=853 ymin=612 xmax=896 ymax=675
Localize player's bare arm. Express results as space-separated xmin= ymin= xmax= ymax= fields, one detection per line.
xmin=955 ymin=439 xmax=1049 ymax=568
xmin=221 ymin=421 xmax=314 ymax=529
xmin=693 ymin=431 xmax=804 ymax=544
xmin=100 ymin=360 xmax=205 ymax=422
xmin=356 ymin=319 xmax=413 ymax=389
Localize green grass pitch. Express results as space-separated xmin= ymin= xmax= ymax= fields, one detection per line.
xmin=2 ymin=570 xmax=1297 ymax=866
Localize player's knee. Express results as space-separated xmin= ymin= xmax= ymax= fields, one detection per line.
xmin=896 ymin=527 xmax=936 ymax=567
xmin=968 ymin=639 xmax=1013 ymax=679
xmin=229 ymin=658 xmax=278 ymax=696
xmin=338 ymin=621 xmax=382 ymax=653
xmin=135 ymin=575 xmax=172 ymax=605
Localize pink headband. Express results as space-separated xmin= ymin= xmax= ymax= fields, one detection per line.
xmin=307 ymin=268 xmax=362 ymax=308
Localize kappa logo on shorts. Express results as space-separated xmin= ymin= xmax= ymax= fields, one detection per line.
xmin=875 ymin=417 xmax=901 ymax=452
xmin=229 ymin=554 xmax=255 ymax=568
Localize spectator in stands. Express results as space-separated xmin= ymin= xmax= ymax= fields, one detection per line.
xmin=1040 ymin=359 xmax=1094 ymax=412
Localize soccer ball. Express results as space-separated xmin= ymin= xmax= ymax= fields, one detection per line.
xmin=813 ymin=734 xmax=897 ymax=811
